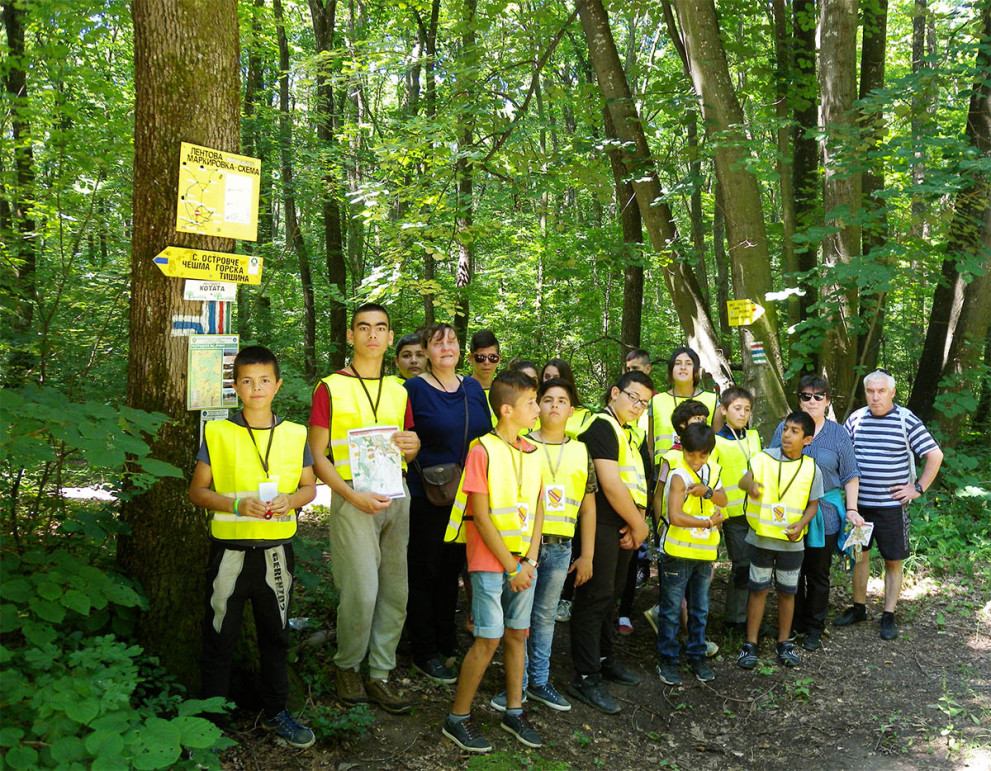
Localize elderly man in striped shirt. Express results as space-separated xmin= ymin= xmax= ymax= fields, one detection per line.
xmin=838 ymin=370 xmax=943 ymax=640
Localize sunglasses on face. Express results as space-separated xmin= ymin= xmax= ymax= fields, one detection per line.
xmin=799 ymin=392 xmax=827 ymax=402
xmin=473 ymin=353 xmax=501 ymax=364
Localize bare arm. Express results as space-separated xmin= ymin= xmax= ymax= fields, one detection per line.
xmin=891 ymin=447 xmax=943 ymax=503
xmin=844 ymin=476 xmax=864 ymax=526
xmin=785 ymin=497 xmax=819 ymax=541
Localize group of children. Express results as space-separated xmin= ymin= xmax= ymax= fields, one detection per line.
xmin=187 ymin=318 xmax=827 ymax=755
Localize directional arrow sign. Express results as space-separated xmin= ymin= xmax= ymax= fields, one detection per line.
xmin=727 ymin=299 xmax=766 ymax=327
xmin=153 ymin=246 xmax=262 ymax=285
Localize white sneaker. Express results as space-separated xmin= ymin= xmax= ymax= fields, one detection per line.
xmin=554 ymin=599 xmax=572 ymax=622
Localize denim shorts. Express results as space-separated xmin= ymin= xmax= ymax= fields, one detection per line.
xmin=470 ymin=570 xmax=536 ymax=639
xmin=748 ymin=546 xmax=803 ymax=595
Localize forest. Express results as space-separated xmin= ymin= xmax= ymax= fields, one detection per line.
xmin=1 ymin=0 xmax=989 ymax=768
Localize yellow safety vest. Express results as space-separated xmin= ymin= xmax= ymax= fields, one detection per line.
xmin=649 ymin=390 xmax=718 ymax=465
xmin=527 ymin=435 xmax=589 ymax=538
xmin=205 ymin=418 xmax=307 ymax=541
xmin=320 ymin=372 xmax=409 ymax=481
xmin=596 ymin=411 xmax=648 ymax=509
xmin=713 ymin=430 xmax=762 ymax=518
xmin=661 ymin=457 xmax=723 ymax=561
xmin=565 ymin=407 xmax=595 ymax=440
xmin=444 ymin=433 xmax=543 ymax=554
xmin=746 ymin=451 xmax=817 ymax=540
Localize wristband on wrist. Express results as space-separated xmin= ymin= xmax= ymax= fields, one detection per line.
xmin=505 ymin=563 xmax=522 ymax=579
xmin=233 ymin=498 xmax=240 ymax=516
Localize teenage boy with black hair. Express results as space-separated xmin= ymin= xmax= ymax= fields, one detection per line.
xmin=441 ymin=370 xmax=544 ymax=753
xmin=624 ymin=348 xmax=652 ymax=375
xmin=191 ymin=346 xmax=317 ymax=748
xmin=394 ymin=333 xmax=426 ymax=380
xmin=736 ymin=411 xmax=822 ymax=669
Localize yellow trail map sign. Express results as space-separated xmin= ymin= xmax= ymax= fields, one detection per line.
xmin=727 ymin=299 xmax=766 ymax=326
xmin=153 ymin=247 xmax=262 ymax=285
xmin=175 ymin=142 xmax=261 ymax=241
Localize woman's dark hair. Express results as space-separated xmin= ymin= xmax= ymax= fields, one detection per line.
xmin=667 ymin=346 xmax=701 ymax=387
xmin=419 ymin=323 xmax=459 ymax=369
xmin=541 ymin=358 xmax=574 ymax=384
xmin=797 ymin=374 xmax=830 ymax=399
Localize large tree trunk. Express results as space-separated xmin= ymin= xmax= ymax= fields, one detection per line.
xmin=119 ymin=0 xmax=240 ymax=685
xmin=817 ymin=0 xmax=861 ymax=417
xmin=309 ymin=0 xmax=348 ymax=369
xmin=453 ymin=0 xmax=476 ymax=346
xmin=670 ymin=0 xmax=790 ymax=430
xmin=275 ymin=0 xmax=317 ymax=381
xmin=792 ymin=0 xmax=819 ymax=332
xmin=2 ymin=1 xmax=38 ymax=386
xmin=577 ymin=0 xmax=733 ymax=393
xmin=909 ymin=5 xmax=991 ymax=441
xmin=772 ymin=0 xmax=799 ymax=334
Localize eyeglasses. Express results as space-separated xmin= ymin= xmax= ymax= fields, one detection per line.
xmin=621 ymin=389 xmax=650 ymax=409
xmin=799 ymin=392 xmax=827 ymax=402
xmin=473 ymin=353 xmax=501 ymax=364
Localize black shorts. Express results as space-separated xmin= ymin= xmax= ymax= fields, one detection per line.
xmin=861 ymin=504 xmax=910 ymax=561
xmin=748 ymin=546 xmax=804 ymax=595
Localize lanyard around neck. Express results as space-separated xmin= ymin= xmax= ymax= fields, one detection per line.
xmin=243 ymin=412 xmax=276 ymax=475
xmin=495 ymin=432 xmax=524 ymax=500
xmin=350 ymin=364 xmax=384 ymax=422
xmin=728 ymin=426 xmax=753 ymax=469
xmin=538 ymin=434 xmax=566 ymax=481
xmin=776 ymin=455 xmax=805 ymax=501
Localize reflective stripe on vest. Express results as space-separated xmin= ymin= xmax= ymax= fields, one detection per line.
xmin=319 ymin=372 xmax=409 ymax=481
xmin=649 ymin=390 xmax=718 ymax=464
xmin=444 ymin=433 xmax=542 ymax=553
xmin=714 ymin=431 xmax=762 ymax=518
xmin=661 ymin=458 xmax=722 ymax=561
xmin=206 ymin=418 xmax=306 ymax=541
xmin=745 ymin=452 xmax=817 ymax=540
xmin=529 ymin=436 xmax=589 ymax=538
xmin=597 ymin=412 xmax=648 ymax=509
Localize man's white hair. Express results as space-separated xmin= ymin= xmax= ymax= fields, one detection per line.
xmin=863 ymin=370 xmax=896 ymax=390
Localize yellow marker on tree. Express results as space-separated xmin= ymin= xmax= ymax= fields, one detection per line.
xmin=153 ymin=246 xmax=262 ymax=285
xmin=727 ymin=299 xmax=766 ymax=326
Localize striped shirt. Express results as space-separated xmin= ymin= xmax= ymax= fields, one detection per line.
xmin=771 ymin=419 xmax=859 ymax=535
xmin=843 ymin=405 xmax=938 ymax=508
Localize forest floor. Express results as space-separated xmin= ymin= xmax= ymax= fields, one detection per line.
xmin=217 ymin=514 xmax=991 ymax=771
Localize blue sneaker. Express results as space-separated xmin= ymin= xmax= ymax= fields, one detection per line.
xmin=489 ymin=690 xmax=527 ymax=712
xmin=526 ymin=682 xmax=571 ymax=711
xmin=262 ymin=709 xmax=315 ymax=749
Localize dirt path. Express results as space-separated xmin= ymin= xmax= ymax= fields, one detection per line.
xmin=220 ymin=553 xmax=990 ymax=770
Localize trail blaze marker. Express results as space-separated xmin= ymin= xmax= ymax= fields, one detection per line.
xmin=153 ymin=246 xmax=262 ymax=285
xmin=749 ymin=342 xmax=767 ymax=364
xmin=727 ymin=299 xmax=766 ymax=326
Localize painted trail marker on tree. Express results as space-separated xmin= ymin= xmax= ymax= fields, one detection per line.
xmin=749 ymin=341 xmax=767 ymax=364
xmin=727 ymin=299 xmax=766 ymax=326
xmin=175 ymin=142 xmax=261 ymax=241
xmin=153 ymin=246 xmax=262 ymax=285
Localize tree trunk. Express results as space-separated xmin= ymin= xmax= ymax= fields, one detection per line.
xmin=856 ymin=0 xmax=890 ymax=387
xmin=309 ymin=0 xmax=347 ymax=369
xmin=792 ymin=0 xmax=819 ymax=334
xmin=772 ymin=0 xmax=798 ymax=334
xmin=453 ymin=0 xmax=476 ymax=346
xmin=2 ymin=1 xmax=38 ymax=386
xmin=817 ymin=0 xmax=861 ymax=418
xmin=119 ymin=0 xmax=241 ymax=685
xmin=670 ymin=0 xmax=790 ymax=429
xmin=275 ymin=0 xmax=317 ymax=381
xmin=577 ymin=0 xmax=733 ymax=393
xmin=909 ymin=4 xmax=991 ymax=441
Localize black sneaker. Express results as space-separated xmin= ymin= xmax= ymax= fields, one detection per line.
xmin=567 ymin=676 xmax=621 ymax=715
xmin=414 ymin=656 xmax=458 ymax=685
xmin=689 ymin=658 xmax=715 ymax=682
xmin=262 ymin=709 xmax=316 ymax=749
xmin=802 ymin=631 xmax=822 ymax=651
xmin=655 ymin=660 xmax=682 ymax=686
xmin=834 ymin=605 xmax=867 ymax=627
xmin=879 ymin=613 xmax=899 ymax=640
xmin=526 ymin=682 xmax=571 ymax=711
xmin=601 ymin=658 xmax=640 ymax=686
xmin=737 ymin=642 xmax=758 ymax=670
xmin=442 ymin=714 xmax=492 ymax=753
xmin=776 ymin=641 xmax=800 ymax=667
xmin=500 ymin=711 xmax=543 ymax=748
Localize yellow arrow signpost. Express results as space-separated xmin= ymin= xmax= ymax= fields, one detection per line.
xmin=153 ymin=246 xmax=262 ymax=285
xmin=727 ymin=299 xmax=766 ymax=326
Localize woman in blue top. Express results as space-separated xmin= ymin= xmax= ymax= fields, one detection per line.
xmin=770 ymin=374 xmax=862 ymax=651
xmin=404 ymin=322 xmax=491 ymax=685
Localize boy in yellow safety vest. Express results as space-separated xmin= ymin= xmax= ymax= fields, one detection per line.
xmin=736 ymin=411 xmax=822 ymax=669
xmin=441 ymin=370 xmax=544 ymax=754
xmin=654 ymin=423 xmax=728 ymax=686
xmin=189 ymin=346 xmax=317 ymax=749
xmin=711 ymin=386 xmax=761 ymax=631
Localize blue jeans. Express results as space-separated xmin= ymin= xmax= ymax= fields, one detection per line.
xmin=656 ymin=553 xmax=711 ymax=661
xmin=470 ymin=570 xmax=536 ymax=639
xmin=525 ymin=540 xmax=572 ymax=688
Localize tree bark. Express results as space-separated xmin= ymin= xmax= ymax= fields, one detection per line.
xmin=670 ymin=0 xmax=790 ymax=429
xmin=772 ymin=0 xmax=798 ymax=334
xmin=119 ymin=0 xmax=241 ymax=685
xmin=792 ymin=0 xmax=819 ymax=333
xmin=577 ymin=0 xmax=733 ymax=393
xmin=453 ymin=0 xmax=476 ymax=346
xmin=909 ymin=4 xmax=991 ymax=441
xmin=309 ymin=0 xmax=348 ymax=369
xmin=275 ymin=0 xmax=317 ymax=381
xmin=817 ymin=0 xmax=861 ymax=418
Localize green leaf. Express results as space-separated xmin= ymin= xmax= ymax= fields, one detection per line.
xmin=175 ymin=716 xmax=222 ymax=749
xmin=61 ymin=589 xmax=92 ymax=615
xmin=50 ymin=735 xmax=86 ymax=764
xmin=35 ymin=580 xmax=63 ymax=602
xmin=0 ymin=578 xmax=31 ymax=603
xmin=64 ymin=697 xmax=100 ymax=724
xmin=3 ymin=745 xmax=39 ymax=769
xmin=85 ymin=728 xmax=125 ymax=758
xmin=33 ymin=600 xmax=66 ymax=624
xmin=0 ymin=727 xmax=24 ymax=748
xmin=22 ymin=620 xmax=58 ymax=648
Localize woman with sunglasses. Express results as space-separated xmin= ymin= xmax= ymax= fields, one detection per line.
xmin=404 ymin=323 xmax=493 ymax=685
xmin=769 ymin=375 xmax=861 ymax=651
